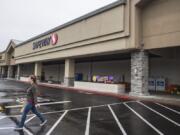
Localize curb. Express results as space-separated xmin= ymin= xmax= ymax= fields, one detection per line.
xmin=11 ymin=79 xmax=180 ymax=107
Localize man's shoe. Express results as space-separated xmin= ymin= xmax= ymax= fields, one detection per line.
xmin=40 ymin=120 xmax=47 ymax=126
xmin=14 ymin=127 xmax=23 ymax=131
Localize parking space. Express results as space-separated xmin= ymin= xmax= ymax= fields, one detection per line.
xmin=0 ymin=80 xmax=180 ymax=135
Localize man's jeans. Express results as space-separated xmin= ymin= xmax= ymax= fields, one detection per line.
xmin=19 ymin=103 xmax=45 ymax=127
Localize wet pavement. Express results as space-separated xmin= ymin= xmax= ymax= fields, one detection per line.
xmin=0 ymin=80 xmax=180 ymax=135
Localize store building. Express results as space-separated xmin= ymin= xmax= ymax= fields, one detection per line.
xmin=0 ymin=39 xmax=22 ymax=79
xmin=0 ymin=0 xmax=180 ymax=96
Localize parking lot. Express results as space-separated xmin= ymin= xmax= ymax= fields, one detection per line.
xmin=0 ymin=80 xmax=180 ymax=135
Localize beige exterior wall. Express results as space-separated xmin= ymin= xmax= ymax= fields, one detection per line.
xmin=0 ymin=53 xmax=6 ymax=60
xmin=15 ymin=3 xmax=132 ymax=64
xmin=129 ymin=0 xmax=142 ymax=49
xmin=15 ymin=38 xmax=129 ymax=64
xmin=0 ymin=52 xmax=7 ymax=66
xmin=0 ymin=41 xmax=16 ymax=66
xmin=6 ymin=42 xmax=15 ymax=65
xmin=142 ymin=0 xmax=180 ymax=49
xmin=1 ymin=0 xmax=179 ymax=65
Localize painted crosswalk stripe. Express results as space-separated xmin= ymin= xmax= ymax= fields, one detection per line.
xmin=138 ymin=101 xmax=180 ymax=127
xmin=0 ymin=116 xmax=6 ymax=121
xmin=0 ymin=127 xmax=14 ymax=130
xmin=108 ymin=105 xmax=127 ymax=135
xmin=0 ymin=115 xmax=36 ymax=130
xmin=46 ymin=110 xmax=68 ymax=135
xmin=124 ymin=103 xmax=164 ymax=135
xmin=3 ymin=101 xmax=133 ymax=119
xmin=5 ymin=101 xmax=71 ymax=109
xmin=155 ymin=103 xmax=180 ymax=115
xmin=85 ymin=107 xmax=92 ymax=135
xmin=25 ymin=115 xmax=36 ymax=124
xmin=24 ymin=127 xmax=33 ymax=135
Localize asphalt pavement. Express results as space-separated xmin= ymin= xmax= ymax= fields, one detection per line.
xmin=0 ymin=80 xmax=180 ymax=135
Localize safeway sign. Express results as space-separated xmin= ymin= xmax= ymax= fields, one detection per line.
xmin=33 ymin=33 xmax=58 ymax=50
xmin=51 ymin=33 xmax=58 ymax=45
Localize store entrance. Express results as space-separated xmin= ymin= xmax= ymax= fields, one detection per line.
xmin=75 ymin=53 xmax=131 ymax=93
xmin=149 ymin=47 xmax=180 ymax=95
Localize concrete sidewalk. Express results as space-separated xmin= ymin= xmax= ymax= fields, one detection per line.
xmin=7 ymin=79 xmax=180 ymax=106
xmin=38 ymin=82 xmax=180 ymax=106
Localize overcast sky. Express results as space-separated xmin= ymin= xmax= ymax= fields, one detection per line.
xmin=0 ymin=0 xmax=117 ymax=52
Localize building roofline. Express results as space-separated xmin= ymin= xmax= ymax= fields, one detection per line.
xmin=0 ymin=50 xmax=6 ymax=54
xmin=11 ymin=39 xmax=23 ymax=45
xmin=0 ymin=39 xmax=22 ymax=54
xmin=16 ymin=0 xmax=126 ymax=48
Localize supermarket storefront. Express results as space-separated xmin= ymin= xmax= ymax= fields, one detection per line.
xmin=0 ymin=0 xmax=180 ymax=96
xmin=74 ymin=53 xmax=131 ymax=93
xmin=18 ymin=53 xmax=131 ymax=93
xmin=14 ymin=0 xmax=132 ymax=93
xmin=15 ymin=46 xmax=180 ymax=95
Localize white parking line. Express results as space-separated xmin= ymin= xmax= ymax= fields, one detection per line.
xmin=85 ymin=107 xmax=91 ymax=135
xmin=0 ymin=116 xmax=6 ymax=120
xmin=0 ymin=115 xmax=36 ymax=130
xmin=155 ymin=103 xmax=180 ymax=115
xmin=40 ymin=101 xmax=135 ymax=116
xmin=23 ymin=116 xmax=37 ymax=135
xmin=0 ymin=127 xmax=14 ymax=130
xmin=24 ymin=127 xmax=33 ymax=135
xmin=3 ymin=101 xmax=134 ymax=119
xmin=124 ymin=103 xmax=164 ymax=135
xmin=25 ymin=115 xmax=36 ymax=124
xmin=5 ymin=101 xmax=71 ymax=109
xmin=137 ymin=101 xmax=180 ymax=127
xmin=46 ymin=110 xmax=68 ymax=135
xmin=108 ymin=105 xmax=127 ymax=135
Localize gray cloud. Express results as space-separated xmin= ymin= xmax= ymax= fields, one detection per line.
xmin=0 ymin=0 xmax=117 ymax=52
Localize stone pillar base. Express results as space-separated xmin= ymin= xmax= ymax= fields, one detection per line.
xmin=131 ymin=51 xmax=149 ymax=95
xmin=64 ymin=77 xmax=74 ymax=87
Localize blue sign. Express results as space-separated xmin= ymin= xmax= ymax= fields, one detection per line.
xmin=33 ymin=37 xmax=51 ymax=50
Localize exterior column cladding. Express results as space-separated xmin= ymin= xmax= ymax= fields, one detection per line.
xmin=0 ymin=67 xmax=1 ymax=76
xmin=1 ymin=67 xmax=5 ymax=78
xmin=130 ymin=51 xmax=149 ymax=96
xmin=34 ymin=62 xmax=42 ymax=81
xmin=16 ymin=64 xmax=21 ymax=80
xmin=64 ymin=59 xmax=75 ymax=87
xmin=0 ymin=66 xmax=1 ymax=73
xmin=7 ymin=66 xmax=13 ymax=78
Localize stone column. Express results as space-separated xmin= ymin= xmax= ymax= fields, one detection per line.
xmin=7 ymin=66 xmax=13 ymax=78
xmin=64 ymin=59 xmax=75 ymax=86
xmin=34 ymin=62 xmax=42 ymax=81
xmin=16 ymin=64 xmax=21 ymax=80
xmin=1 ymin=66 xmax=5 ymax=77
xmin=0 ymin=66 xmax=2 ymax=78
xmin=130 ymin=51 xmax=149 ymax=96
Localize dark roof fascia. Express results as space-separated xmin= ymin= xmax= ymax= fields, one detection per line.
xmin=16 ymin=0 xmax=126 ymax=48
